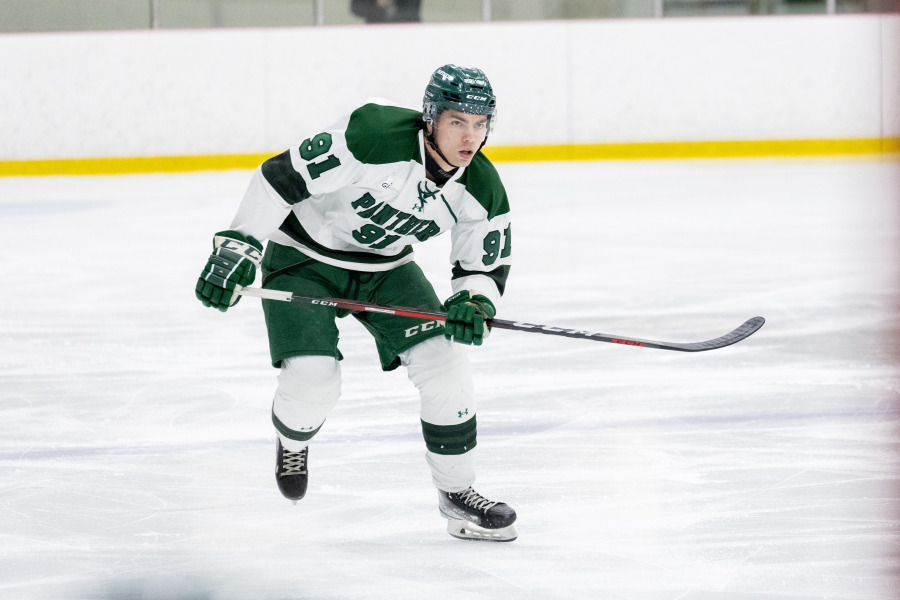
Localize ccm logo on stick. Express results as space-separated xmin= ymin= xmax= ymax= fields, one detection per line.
xmin=312 ymin=300 xmax=338 ymax=307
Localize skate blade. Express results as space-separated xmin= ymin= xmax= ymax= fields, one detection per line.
xmin=446 ymin=519 xmax=517 ymax=542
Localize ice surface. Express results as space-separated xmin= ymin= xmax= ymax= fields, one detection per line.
xmin=1 ymin=158 xmax=898 ymax=599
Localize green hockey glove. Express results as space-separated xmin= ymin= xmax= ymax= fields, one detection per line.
xmin=195 ymin=230 xmax=263 ymax=312
xmin=443 ymin=290 xmax=496 ymax=346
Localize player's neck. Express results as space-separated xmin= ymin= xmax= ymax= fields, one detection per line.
xmin=424 ymin=143 xmax=458 ymax=187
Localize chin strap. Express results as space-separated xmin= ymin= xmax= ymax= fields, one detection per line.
xmin=424 ymin=129 xmax=461 ymax=170
xmin=424 ymin=143 xmax=458 ymax=185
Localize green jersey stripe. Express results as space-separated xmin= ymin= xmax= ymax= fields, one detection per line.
xmin=452 ymin=262 xmax=511 ymax=295
xmin=279 ymin=212 xmax=414 ymax=266
xmin=262 ymin=151 xmax=311 ymax=206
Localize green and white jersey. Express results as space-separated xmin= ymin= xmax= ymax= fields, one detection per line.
xmin=230 ymin=100 xmax=512 ymax=304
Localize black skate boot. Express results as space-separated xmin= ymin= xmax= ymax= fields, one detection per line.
xmin=275 ymin=439 xmax=308 ymax=503
xmin=438 ymin=487 xmax=517 ymax=542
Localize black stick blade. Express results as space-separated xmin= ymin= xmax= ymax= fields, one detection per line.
xmin=658 ymin=316 xmax=766 ymax=352
xmin=488 ymin=316 xmax=766 ymax=352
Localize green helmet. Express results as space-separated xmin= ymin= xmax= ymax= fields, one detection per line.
xmin=422 ymin=64 xmax=496 ymax=128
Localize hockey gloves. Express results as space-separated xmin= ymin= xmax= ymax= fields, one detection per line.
xmin=443 ymin=290 xmax=496 ymax=346
xmin=195 ymin=230 xmax=263 ymax=312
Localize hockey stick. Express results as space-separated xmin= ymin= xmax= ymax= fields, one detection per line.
xmin=238 ymin=287 xmax=764 ymax=352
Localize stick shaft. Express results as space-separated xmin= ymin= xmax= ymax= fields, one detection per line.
xmin=238 ymin=287 xmax=764 ymax=352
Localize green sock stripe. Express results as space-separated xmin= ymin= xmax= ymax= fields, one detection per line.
xmin=272 ymin=412 xmax=323 ymax=442
xmin=421 ymin=416 xmax=477 ymax=456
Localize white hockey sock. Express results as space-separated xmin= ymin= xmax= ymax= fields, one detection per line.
xmin=426 ymin=449 xmax=477 ymax=493
xmin=272 ymin=355 xmax=341 ymax=451
xmin=402 ymin=336 xmax=477 ymax=491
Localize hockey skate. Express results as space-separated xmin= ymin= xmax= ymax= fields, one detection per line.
xmin=438 ymin=487 xmax=517 ymax=542
xmin=275 ymin=439 xmax=308 ymax=503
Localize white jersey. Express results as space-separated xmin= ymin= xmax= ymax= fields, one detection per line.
xmin=230 ymin=100 xmax=512 ymax=305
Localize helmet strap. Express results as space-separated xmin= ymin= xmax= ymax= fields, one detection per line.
xmin=425 ymin=124 xmax=459 ymax=169
xmin=424 ymin=124 xmax=462 ymax=173
xmin=424 ymin=143 xmax=458 ymax=186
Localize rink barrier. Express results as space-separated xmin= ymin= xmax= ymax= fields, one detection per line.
xmin=1 ymin=137 xmax=898 ymax=176
xmin=484 ymin=138 xmax=900 ymax=162
xmin=0 ymin=153 xmax=274 ymax=177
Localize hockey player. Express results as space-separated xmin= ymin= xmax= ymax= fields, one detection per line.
xmin=195 ymin=65 xmax=516 ymax=542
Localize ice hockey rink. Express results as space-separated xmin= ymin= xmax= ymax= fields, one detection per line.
xmin=1 ymin=157 xmax=898 ymax=599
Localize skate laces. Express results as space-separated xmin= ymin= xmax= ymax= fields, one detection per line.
xmin=280 ymin=447 xmax=307 ymax=476
xmin=456 ymin=487 xmax=497 ymax=512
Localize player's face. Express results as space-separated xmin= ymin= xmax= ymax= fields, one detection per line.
xmin=431 ymin=110 xmax=489 ymax=168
